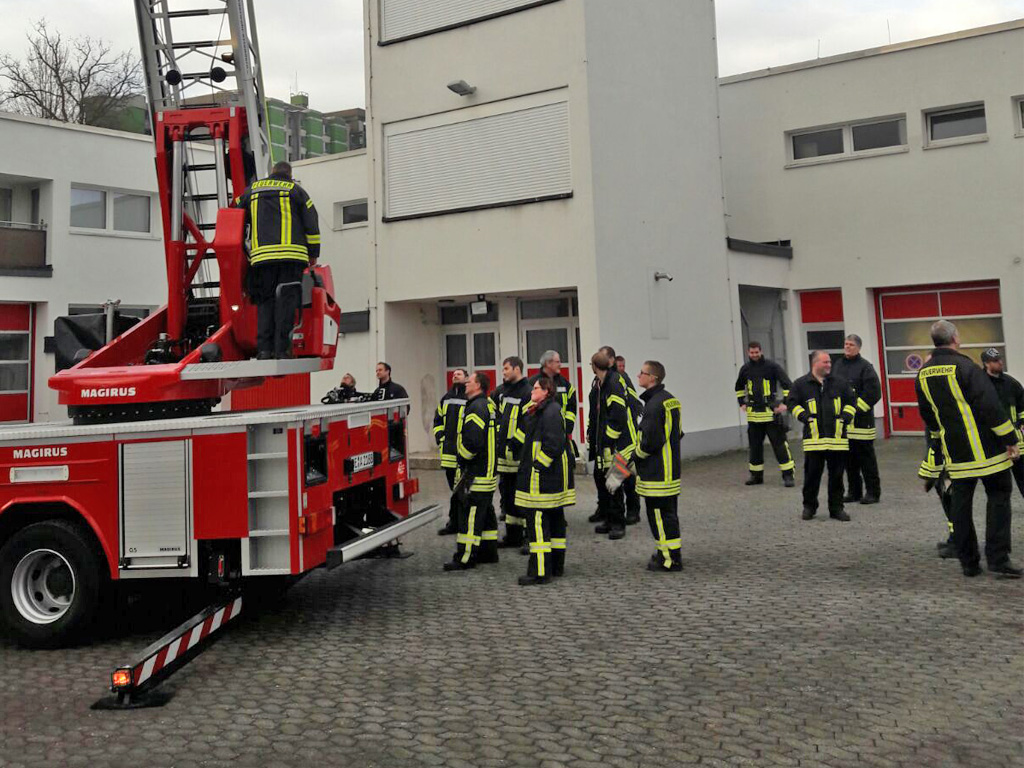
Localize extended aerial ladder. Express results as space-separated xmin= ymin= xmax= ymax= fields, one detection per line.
xmin=49 ymin=0 xmax=340 ymax=424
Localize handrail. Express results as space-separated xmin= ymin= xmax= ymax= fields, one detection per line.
xmin=0 ymin=220 xmax=47 ymax=231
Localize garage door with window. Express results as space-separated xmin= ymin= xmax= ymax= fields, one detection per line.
xmin=876 ymin=282 xmax=1005 ymax=435
xmin=0 ymin=304 xmax=33 ymax=423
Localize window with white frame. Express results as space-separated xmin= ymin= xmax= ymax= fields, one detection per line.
xmin=1014 ymin=96 xmax=1024 ymax=137
xmin=788 ymin=116 xmax=906 ymax=165
xmin=332 ymin=199 xmax=368 ymax=230
xmin=70 ymin=185 xmax=153 ymax=234
xmin=925 ymin=103 xmax=986 ymax=145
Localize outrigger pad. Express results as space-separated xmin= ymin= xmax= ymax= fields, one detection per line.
xmin=91 ymin=689 xmax=174 ymax=710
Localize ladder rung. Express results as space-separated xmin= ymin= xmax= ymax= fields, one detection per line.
xmin=196 ymin=223 xmax=217 ymax=230
xmin=171 ymin=39 xmax=233 ymax=50
xmin=165 ymin=9 xmax=227 ymax=18
xmin=192 ymin=281 xmax=221 ymax=289
xmin=185 ymin=193 xmax=220 ymax=202
xmin=186 ymin=164 xmax=218 ymax=172
xmin=179 ymin=71 xmax=236 ymax=82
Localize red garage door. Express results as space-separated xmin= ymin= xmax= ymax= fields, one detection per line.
xmin=876 ymin=282 xmax=1004 ymax=435
xmin=0 ymin=304 xmax=33 ymax=423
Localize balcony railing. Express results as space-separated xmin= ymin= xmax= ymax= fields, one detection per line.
xmin=0 ymin=221 xmax=48 ymax=274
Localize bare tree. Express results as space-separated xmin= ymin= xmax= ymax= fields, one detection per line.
xmin=0 ymin=20 xmax=143 ymax=126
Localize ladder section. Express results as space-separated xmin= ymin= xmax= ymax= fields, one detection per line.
xmin=242 ymin=423 xmax=292 ymax=574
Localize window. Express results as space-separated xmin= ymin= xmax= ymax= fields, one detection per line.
xmin=70 ymin=185 xmax=153 ymax=234
xmin=1014 ymin=96 xmax=1024 ymax=137
xmin=0 ymin=189 xmax=11 ymax=222
xmin=70 ymin=187 xmax=106 ymax=229
xmin=926 ymin=104 xmax=986 ymax=143
xmin=445 ymin=334 xmax=468 ymax=368
xmin=519 ymin=298 xmax=570 ymax=320
xmin=440 ymin=305 xmax=469 ymax=325
xmin=332 ymin=199 xmax=368 ymax=230
xmin=792 ymin=129 xmax=844 ymax=160
xmin=788 ymin=117 xmax=907 ymax=166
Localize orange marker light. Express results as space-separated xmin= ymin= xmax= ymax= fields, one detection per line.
xmin=111 ymin=669 xmax=133 ymax=689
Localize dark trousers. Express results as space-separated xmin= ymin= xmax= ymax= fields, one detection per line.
xmin=525 ymin=508 xmax=566 ymax=578
xmin=803 ymin=450 xmax=847 ymax=514
xmin=623 ymin=475 xmax=640 ymax=517
xmin=644 ymin=496 xmax=681 ymax=568
xmin=250 ymin=261 xmax=305 ymax=357
xmin=949 ymin=470 xmax=1012 ymax=568
xmin=1013 ymin=459 xmax=1024 ymax=500
xmin=595 ymin=468 xmax=625 ymax=531
xmin=846 ymin=439 xmax=881 ymax=499
xmin=498 ymin=472 xmax=524 ymax=544
xmin=747 ymin=421 xmax=794 ymax=476
xmin=480 ymin=500 xmax=499 ymax=562
xmin=444 ymin=468 xmax=460 ymax=529
xmin=454 ymin=491 xmax=491 ymax=565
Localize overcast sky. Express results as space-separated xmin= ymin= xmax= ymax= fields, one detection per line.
xmin=1 ymin=0 xmax=1021 ymax=111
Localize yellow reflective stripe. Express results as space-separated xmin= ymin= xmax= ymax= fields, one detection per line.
xmin=662 ymin=407 xmax=673 ymax=483
xmin=654 ymin=509 xmax=672 ymax=568
xmin=947 ymin=374 xmax=985 ymax=462
xmin=279 ymin=191 xmax=288 ymax=246
xmin=536 ymin=450 xmax=553 ymax=468
xmin=606 ymin=427 xmax=622 ymax=439
xmin=635 ymin=445 xmax=650 ymax=460
xmin=857 ymin=398 xmax=871 ymax=412
xmin=607 ymin=394 xmax=626 ymax=408
xmin=993 ymin=419 xmax=1015 ymax=437
xmin=250 ymin=197 xmax=259 ymax=249
xmin=534 ymin=511 xmax=547 ymax=576
xmin=843 ymin=405 xmax=857 ymax=416
xmin=762 ymin=380 xmax=770 ymax=398
xmin=465 ymin=413 xmax=485 ymax=430
xmin=945 ymin=453 xmax=1014 ymax=478
xmin=781 ymin=389 xmax=789 ymax=399
xmin=306 ymin=234 xmax=321 ymax=244
xmin=735 ymin=390 xmax=745 ymax=398
xmin=791 ymin=405 xmax=805 ymax=419
xmin=550 ymin=537 xmax=566 ymax=550
xmin=637 ymin=480 xmax=681 ymax=497
xmin=460 ymin=505 xmax=478 ymax=563
xmin=808 ymin=400 xmax=817 ymax=415
xmin=848 ymin=427 xmax=877 ymax=440
xmin=779 ymin=441 xmax=794 ymax=471
xmin=810 ymin=417 xmax=819 ymax=441
xmin=746 ymin=410 xmax=774 ymax=423
xmin=305 ymin=198 xmax=314 ymax=208
xmin=515 ymin=490 xmax=576 ymax=508
xmin=480 ymin=530 xmax=499 ymax=541
xmin=748 ymin=463 xmax=765 ymax=472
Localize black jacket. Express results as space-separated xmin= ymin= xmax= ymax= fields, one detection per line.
xmin=528 ymin=372 xmax=577 ymax=440
xmin=456 ymin=393 xmax=497 ymax=493
xmin=432 ymin=383 xmax=466 ymax=469
xmin=832 ymin=354 xmax=882 ymax=441
xmin=492 ymin=377 xmax=532 ymax=473
xmin=735 ymin=358 xmax=792 ymax=424
xmin=914 ymin=348 xmax=1017 ymax=479
xmin=787 ymin=373 xmax=857 ymax=451
xmin=587 ymin=370 xmax=637 ymax=469
xmin=371 ymin=379 xmax=409 ymax=401
xmin=235 ymin=172 xmax=321 ymax=265
xmin=513 ymin=397 xmax=575 ymax=510
xmin=634 ymin=384 xmax=683 ymax=498
xmin=987 ymin=371 xmax=1024 ymax=450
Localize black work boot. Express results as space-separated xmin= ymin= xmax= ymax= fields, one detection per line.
xmin=988 ymin=560 xmax=1023 ymax=579
xmin=859 ymin=495 xmax=880 ymax=505
xmin=802 ymin=506 xmax=816 ymax=520
xmin=551 ymin=549 xmax=566 ymax=578
xmin=587 ymin=509 xmax=605 ymax=523
xmin=782 ymin=474 xmax=795 ymax=488
xmin=745 ymin=474 xmax=764 ymax=486
xmin=829 ymin=509 xmax=851 ymax=522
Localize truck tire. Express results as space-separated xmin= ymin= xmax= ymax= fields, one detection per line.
xmin=0 ymin=520 xmax=107 ymax=648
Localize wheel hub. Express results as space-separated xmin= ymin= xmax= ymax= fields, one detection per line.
xmin=11 ymin=549 xmax=76 ymax=625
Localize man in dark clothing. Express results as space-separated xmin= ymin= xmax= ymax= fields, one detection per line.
xmin=590 ymin=346 xmax=643 ymax=524
xmin=787 ymin=350 xmax=857 ymax=521
xmin=371 ymin=362 xmax=409 ymax=400
xmin=833 ymin=334 xmax=883 ymax=505
xmin=915 ymin=321 xmax=1021 ymax=578
xmin=587 ymin=351 xmax=637 ymax=540
xmin=734 ymin=341 xmax=796 ymax=487
xmin=980 ymin=347 xmax=1024 ymax=499
xmin=492 ymin=356 xmax=532 ymax=547
xmin=235 ymin=160 xmax=321 ymax=359
xmin=433 ymin=369 xmax=468 ymax=535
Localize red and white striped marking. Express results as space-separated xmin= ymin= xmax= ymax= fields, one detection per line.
xmin=133 ymin=597 xmax=242 ymax=686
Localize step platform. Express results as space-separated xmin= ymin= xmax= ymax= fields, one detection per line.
xmin=180 ymin=357 xmax=329 ymax=380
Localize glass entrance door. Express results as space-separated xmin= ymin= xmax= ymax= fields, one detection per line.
xmin=519 ymin=297 xmax=584 ymax=444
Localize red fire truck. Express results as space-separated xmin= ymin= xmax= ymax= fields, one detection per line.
xmin=0 ymin=0 xmax=438 ymax=650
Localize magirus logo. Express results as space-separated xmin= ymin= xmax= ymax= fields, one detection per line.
xmin=80 ymin=387 xmax=136 ymax=398
xmin=13 ymin=447 xmax=68 ymax=459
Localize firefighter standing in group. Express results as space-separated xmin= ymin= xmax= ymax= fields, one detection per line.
xmin=512 ymin=376 xmax=576 ymax=585
xmin=833 ymin=334 xmax=883 ymax=505
xmin=915 ymin=321 xmax=1021 ymax=579
xmin=433 ymin=368 xmax=468 ymax=536
xmin=788 ymin=350 xmax=857 ymax=521
xmin=587 ymin=351 xmax=637 ymax=540
xmin=596 ymin=346 xmax=642 ymax=525
xmin=980 ymin=347 xmax=1024 ymax=499
xmin=634 ymin=360 xmax=684 ymax=573
xmin=492 ymin=356 xmax=532 ymax=548
xmin=234 ymin=160 xmax=321 ymax=360
xmin=734 ymin=341 xmax=796 ymax=487
xmin=444 ymin=372 xmax=500 ymax=571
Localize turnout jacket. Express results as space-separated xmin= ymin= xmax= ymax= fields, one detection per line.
xmin=735 ymin=358 xmax=792 ymax=424
xmin=634 ymin=384 xmax=683 ymax=498
xmin=832 ymin=354 xmax=882 ymax=441
xmin=491 ymin=377 xmax=532 ymax=474
xmin=787 ymin=373 xmax=857 ymax=451
xmin=987 ymin=372 xmax=1024 ymax=450
xmin=512 ymin=397 xmax=576 ymax=509
xmin=432 ymin=383 xmax=466 ymax=469
xmin=528 ymin=372 xmax=577 ymax=440
xmin=456 ymin=393 xmax=498 ymax=493
xmin=587 ymin=370 xmax=638 ymax=469
xmin=234 ymin=173 xmax=321 ymax=266
xmin=371 ymin=379 xmax=409 ymax=401
xmin=914 ymin=348 xmax=1017 ymax=479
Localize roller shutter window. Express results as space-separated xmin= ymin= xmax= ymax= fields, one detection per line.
xmin=385 ymin=101 xmax=571 ymax=221
xmin=381 ymin=0 xmax=553 ymax=43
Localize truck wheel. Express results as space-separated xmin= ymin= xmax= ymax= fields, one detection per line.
xmin=0 ymin=520 xmax=106 ymax=648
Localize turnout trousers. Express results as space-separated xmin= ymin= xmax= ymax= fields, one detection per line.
xmin=747 ymin=421 xmax=795 ymax=477
xmin=644 ymin=496 xmax=682 ymax=569
xmin=250 ymin=261 xmax=305 ymax=357
xmin=846 ymin=439 xmax=881 ymax=500
xmin=623 ymin=476 xmax=641 ymax=519
xmin=498 ymin=472 xmax=525 ymax=545
xmin=454 ymin=491 xmax=494 ymax=566
xmin=594 ymin=468 xmax=625 ymax=531
xmin=803 ymin=450 xmax=847 ymax=515
xmin=525 ymin=508 xmax=566 ymax=578
xmin=444 ymin=468 xmax=460 ymax=529
xmin=949 ymin=470 xmax=1012 ymax=569
xmin=1013 ymin=459 xmax=1024 ymax=501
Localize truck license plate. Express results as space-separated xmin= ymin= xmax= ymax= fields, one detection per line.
xmin=351 ymin=451 xmax=375 ymax=472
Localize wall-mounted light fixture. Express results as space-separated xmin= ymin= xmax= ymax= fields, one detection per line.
xmin=447 ymin=80 xmax=477 ymax=96
xmin=654 ymin=271 xmax=674 ymax=282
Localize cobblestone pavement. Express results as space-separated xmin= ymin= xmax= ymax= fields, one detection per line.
xmin=1 ymin=438 xmax=1022 ymax=768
